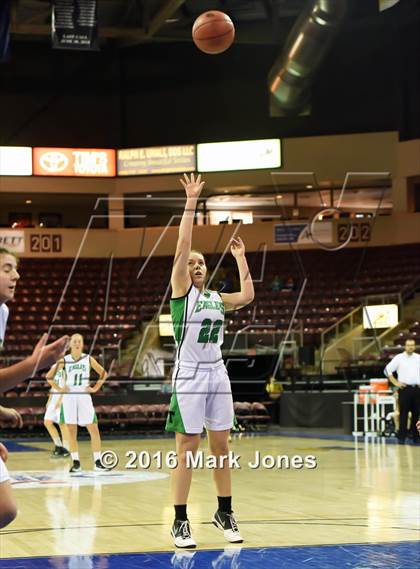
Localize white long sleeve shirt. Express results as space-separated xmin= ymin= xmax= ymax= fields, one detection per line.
xmin=384 ymin=351 xmax=420 ymax=386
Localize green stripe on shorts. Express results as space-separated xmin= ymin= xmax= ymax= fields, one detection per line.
xmin=165 ymin=390 xmax=186 ymax=434
xmin=233 ymin=414 xmax=239 ymax=429
xmin=59 ymin=404 xmax=65 ymax=424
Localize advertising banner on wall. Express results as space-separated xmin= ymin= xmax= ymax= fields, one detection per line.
xmin=118 ymin=145 xmax=196 ymax=176
xmin=33 ymin=148 xmax=116 ymax=177
xmin=52 ymin=0 xmax=99 ymax=51
xmin=0 ymin=231 xmax=25 ymax=253
xmin=0 ymin=147 xmax=32 ymax=175
xmin=197 ymin=139 xmax=281 ymax=172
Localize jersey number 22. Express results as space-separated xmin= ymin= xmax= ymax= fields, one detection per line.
xmin=197 ymin=319 xmax=223 ymax=344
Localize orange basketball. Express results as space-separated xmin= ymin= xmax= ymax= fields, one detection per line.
xmin=192 ymin=11 xmax=235 ymax=55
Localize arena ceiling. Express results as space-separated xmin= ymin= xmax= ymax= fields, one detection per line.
xmin=10 ymin=0 xmax=382 ymax=48
xmin=10 ymin=0 xmax=306 ymax=47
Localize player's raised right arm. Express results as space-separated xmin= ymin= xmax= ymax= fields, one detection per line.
xmin=171 ymin=173 xmax=205 ymax=297
xmin=0 ymin=334 xmax=68 ymax=394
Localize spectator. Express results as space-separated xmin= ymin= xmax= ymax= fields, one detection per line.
xmin=283 ymin=276 xmax=295 ymax=292
xmin=384 ymin=337 xmax=420 ymax=444
xmin=270 ymin=275 xmax=283 ymax=292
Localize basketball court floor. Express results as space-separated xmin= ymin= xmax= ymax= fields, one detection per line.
xmin=0 ymin=434 xmax=419 ymax=568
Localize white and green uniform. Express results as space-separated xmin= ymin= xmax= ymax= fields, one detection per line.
xmin=166 ymin=284 xmax=234 ymax=434
xmin=60 ymin=353 xmax=97 ymax=426
xmin=0 ymin=303 xmax=10 ymax=483
xmin=44 ymin=367 xmax=65 ymax=423
xmin=0 ymin=304 xmax=9 ymax=352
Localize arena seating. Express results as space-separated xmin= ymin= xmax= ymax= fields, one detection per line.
xmin=1 ymin=244 xmax=419 ymax=381
xmin=391 ymin=320 xmax=420 ymax=346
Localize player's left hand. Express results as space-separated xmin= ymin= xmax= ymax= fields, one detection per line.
xmin=230 ymin=236 xmax=246 ymax=258
xmin=0 ymin=407 xmax=23 ymax=429
xmin=85 ymin=387 xmax=95 ymax=393
xmin=0 ymin=443 xmax=8 ymax=462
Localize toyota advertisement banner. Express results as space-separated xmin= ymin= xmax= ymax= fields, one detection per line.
xmin=33 ymin=148 xmax=116 ymax=177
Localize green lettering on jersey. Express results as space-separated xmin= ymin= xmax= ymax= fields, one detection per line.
xmin=73 ymin=373 xmax=84 ymax=387
xmin=68 ymin=363 xmax=87 ymax=372
xmin=194 ymin=300 xmax=225 ymax=314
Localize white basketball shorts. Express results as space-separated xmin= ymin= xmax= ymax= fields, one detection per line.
xmin=166 ymin=361 xmax=234 ymax=434
xmin=44 ymin=395 xmax=62 ymax=423
xmin=60 ymin=392 xmax=97 ymax=426
xmin=0 ymin=455 xmax=10 ymax=484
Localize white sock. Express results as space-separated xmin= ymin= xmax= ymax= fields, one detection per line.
xmin=71 ymin=452 xmax=79 ymax=462
xmin=53 ymin=437 xmax=61 ymax=447
xmin=93 ymin=452 xmax=101 ymax=462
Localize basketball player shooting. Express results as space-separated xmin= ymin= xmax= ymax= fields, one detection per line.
xmin=165 ymin=173 xmax=255 ymax=548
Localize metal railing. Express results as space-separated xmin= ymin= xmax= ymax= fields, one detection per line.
xmin=320 ymin=305 xmax=363 ymax=372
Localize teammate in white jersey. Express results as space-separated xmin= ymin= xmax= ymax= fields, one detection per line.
xmin=0 ymin=247 xmax=68 ymax=529
xmin=44 ymin=366 xmax=70 ymax=458
xmin=47 ymin=333 xmax=108 ymax=473
xmin=166 ymin=174 xmax=254 ymax=548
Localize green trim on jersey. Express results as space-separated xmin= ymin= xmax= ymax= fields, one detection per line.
xmin=165 ymin=390 xmax=186 ymax=434
xmin=170 ymin=287 xmax=190 ymax=363
xmin=170 ymin=297 xmax=187 ymax=344
xmin=59 ymin=404 xmax=65 ymax=425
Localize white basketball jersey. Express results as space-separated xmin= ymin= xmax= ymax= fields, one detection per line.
xmin=171 ymin=285 xmax=225 ymax=366
xmin=54 ymin=367 xmax=65 ymax=388
xmin=47 ymin=367 xmax=65 ymax=408
xmin=64 ymin=353 xmax=91 ymax=392
xmin=48 ymin=366 xmax=65 ymax=391
xmin=0 ymin=303 xmax=9 ymax=350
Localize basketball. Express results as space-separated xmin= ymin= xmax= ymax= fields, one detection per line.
xmin=192 ymin=11 xmax=235 ymax=55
